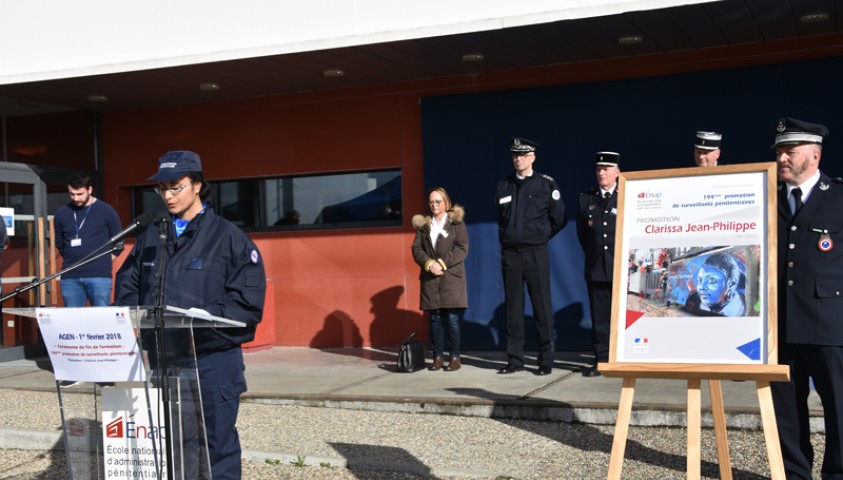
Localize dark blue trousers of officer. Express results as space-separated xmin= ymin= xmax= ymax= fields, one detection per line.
xmin=198 ymin=347 xmax=248 ymax=480
xmin=773 ymin=343 xmax=843 ymax=479
xmin=586 ymin=281 xmax=612 ymax=363
xmin=502 ymin=246 xmax=555 ymax=369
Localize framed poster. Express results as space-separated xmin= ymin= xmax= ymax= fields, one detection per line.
xmin=610 ymin=163 xmax=778 ymax=367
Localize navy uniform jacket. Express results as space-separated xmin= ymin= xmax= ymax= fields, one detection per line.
xmin=0 ymin=218 xmax=6 ymax=253
xmin=115 ymin=208 xmax=266 ymax=354
xmin=778 ymin=172 xmax=843 ymax=345
xmin=576 ymin=187 xmax=617 ymax=283
xmin=496 ymin=171 xmax=567 ymax=250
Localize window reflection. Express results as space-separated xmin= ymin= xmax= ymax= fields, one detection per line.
xmin=131 ymin=169 xmax=402 ymax=230
xmin=265 ymin=170 xmax=402 ymax=227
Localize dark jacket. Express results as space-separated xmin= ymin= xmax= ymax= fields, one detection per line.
xmin=0 ymin=218 xmax=6 ymax=254
xmin=114 ymin=208 xmax=266 ymax=354
xmin=778 ymin=172 xmax=843 ymax=345
xmin=496 ymin=171 xmax=567 ymax=250
xmin=576 ymin=187 xmax=617 ymax=283
xmin=411 ymin=205 xmax=469 ymax=310
xmin=54 ymin=199 xmax=123 ymax=278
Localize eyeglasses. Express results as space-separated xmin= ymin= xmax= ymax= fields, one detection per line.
xmin=154 ymin=183 xmax=190 ymax=196
xmin=429 ymin=200 xmax=444 ymax=205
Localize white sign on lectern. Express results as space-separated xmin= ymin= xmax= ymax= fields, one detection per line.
xmin=36 ymin=306 xmax=146 ymax=382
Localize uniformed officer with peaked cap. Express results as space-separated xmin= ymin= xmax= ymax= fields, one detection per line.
xmin=576 ymin=151 xmax=620 ymax=377
xmin=770 ymin=116 xmax=843 ymax=479
xmin=694 ymin=130 xmax=722 ymax=166
xmin=496 ymin=137 xmax=567 ymax=376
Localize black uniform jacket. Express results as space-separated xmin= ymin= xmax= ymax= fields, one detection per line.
xmin=496 ymin=171 xmax=567 ymax=250
xmin=576 ymin=187 xmax=617 ymax=283
xmin=115 ymin=208 xmax=266 ymax=354
xmin=778 ymin=172 xmax=843 ymax=345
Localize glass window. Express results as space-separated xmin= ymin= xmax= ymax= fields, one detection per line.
xmin=130 ymin=169 xmax=402 ymax=231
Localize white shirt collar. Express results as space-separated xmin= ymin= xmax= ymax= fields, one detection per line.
xmin=431 ymin=214 xmax=447 ymax=228
xmin=787 ymin=170 xmax=821 ymax=203
xmin=429 ymin=214 xmax=447 ymax=248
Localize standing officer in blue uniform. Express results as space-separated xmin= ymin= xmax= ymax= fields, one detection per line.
xmin=115 ymin=150 xmax=266 ymax=480
xmin=770 ymin=117 xmax=843 ymax=479
xmin=496 ymin=138 xmax=567 ymax=376
xmin=576 ymin=152 xmax=620 ymax=378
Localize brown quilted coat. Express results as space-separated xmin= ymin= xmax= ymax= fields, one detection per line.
xmin=410 ymin=205 xmax=469 ymax=310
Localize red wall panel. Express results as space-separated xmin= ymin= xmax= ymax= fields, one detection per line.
xmin=103 ymin=91 xmax=427 ymax=347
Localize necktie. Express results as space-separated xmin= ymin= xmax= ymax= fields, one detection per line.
xmin=792 ymin=187 xmax=803 ymax=214
xmin=604 ymin=191 xmax=611 ymax=200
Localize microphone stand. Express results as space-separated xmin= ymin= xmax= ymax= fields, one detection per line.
xmin=0 ymin=212 xmax=147 ymax=305
xmin=0 ymin=242 xmax=123 ymax=304
xmin=151 ymin=219 xmax=175 ymax=480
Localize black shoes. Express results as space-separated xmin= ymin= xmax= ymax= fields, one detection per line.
xmin=582 ymin=364 xmax=602 ymax=377
xmin=497 ymin=364 xmax=524 ymax=374
xmin=498 ymin=364 xmax=553 ymax=375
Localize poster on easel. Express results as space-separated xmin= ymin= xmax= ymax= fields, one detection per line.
xmin=612 ymin=163 xmax=776 ymax=365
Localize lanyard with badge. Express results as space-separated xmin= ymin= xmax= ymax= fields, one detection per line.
xmin=71 ymin=204 xmax=92 ymax=247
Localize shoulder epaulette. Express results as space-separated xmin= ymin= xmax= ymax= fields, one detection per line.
xmin=833 ymin=177 xmax=843 ymax=184
xmin=540 ymin=173 xmax=555 ymax=182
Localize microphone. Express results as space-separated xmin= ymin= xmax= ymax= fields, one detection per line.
xmin=109 ymin=212 xmax=153 ymax=245
xmin=159 ymin=217 xmax=168 ymax=242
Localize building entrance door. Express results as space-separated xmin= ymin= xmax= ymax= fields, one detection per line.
xmin=0 ymin=162 xmax=51 ymax=360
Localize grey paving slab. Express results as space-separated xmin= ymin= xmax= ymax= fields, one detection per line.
xmin=0 ymin=346 xmax=823 ymax=430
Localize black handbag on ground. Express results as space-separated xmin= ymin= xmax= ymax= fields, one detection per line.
xmin=397 ymin=332 xmax=425 ymax=372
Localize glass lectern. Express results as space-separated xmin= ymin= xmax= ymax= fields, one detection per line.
xmin=7 ymin=305 xmax=245 ymax=480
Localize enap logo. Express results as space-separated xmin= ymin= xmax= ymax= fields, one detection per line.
xmin=636 ymin=190 xmax=663 ymax=210
xmin=105 ymin=414 xmax=166 ymax=440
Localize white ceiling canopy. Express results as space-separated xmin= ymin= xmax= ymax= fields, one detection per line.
xmin=0 ymin=0 xmax=719 ymax=85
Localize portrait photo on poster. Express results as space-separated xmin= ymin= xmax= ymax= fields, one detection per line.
xmin=626 ymin=245 xmax=760 ymax=318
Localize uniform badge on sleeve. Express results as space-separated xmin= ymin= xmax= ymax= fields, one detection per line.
xmin=250 ymin=249 xmax=260 ymax=264
xmin=552 ymin=190 xmax=560 ymax=200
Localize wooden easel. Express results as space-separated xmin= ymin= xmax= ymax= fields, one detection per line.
xmin=600 ymin=364 xmax=790 ymax=480
xmin=604 ymin=163 xmax=787 ymax=478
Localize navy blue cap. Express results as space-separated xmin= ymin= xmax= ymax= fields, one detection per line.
xmin=596 ymin=151 xmax=620 ymax=167
xmin=148 ymin=150 xmax=202 ymax=182
xmin=510 ymin=137 xmax=538 ymax=153
xmin=772 ymin=117 xmax=829 ymax=148
xmin=695 ymin=131 xmax=722 ymax=150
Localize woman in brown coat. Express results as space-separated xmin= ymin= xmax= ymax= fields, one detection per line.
xmin=411 ymin=187 xmax=469 ymax=371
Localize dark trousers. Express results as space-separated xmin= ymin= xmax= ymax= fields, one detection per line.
xmin=198 ymin=347 xmax=248 ymax=480
xmin=501 ymin=247 xmax=554 ymax=368
xmin=429 ymin=308 xmax=462 ymax=359
xmin=771 ymin=343 xmax=843 ymax=479
xmin=587 ymin=281 xmax=612 ymax=364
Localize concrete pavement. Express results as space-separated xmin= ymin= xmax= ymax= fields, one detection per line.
xmin=0 ymin=347 xmax=824 ymax=430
